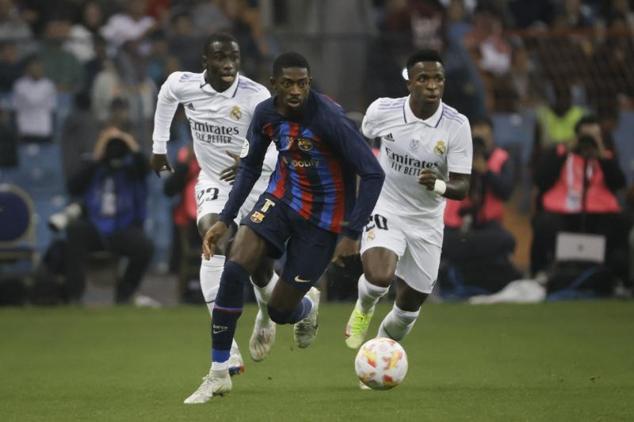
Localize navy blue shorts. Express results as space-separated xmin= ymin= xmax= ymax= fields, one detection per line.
xmin=242 ymin=193 xmax=338 ymax=291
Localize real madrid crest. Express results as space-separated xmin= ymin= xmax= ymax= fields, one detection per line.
xmin=409 ymin=139 xmax=420 ymax=152
xmin=230 ymin=105 xmax=242 ymax=120
xmin=433 ymin=140 xmax=446 ymax=156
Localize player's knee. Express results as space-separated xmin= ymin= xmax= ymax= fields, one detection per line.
xmin=364 ymin=270 xmax=394 ymax=288
xmin=267 ymin=304 xmax=292 ymax=325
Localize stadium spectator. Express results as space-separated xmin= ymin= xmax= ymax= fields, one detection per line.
xmin=533 ymin=85 xmax=585 ymax=163
xmin=60 ymin=93 xmax=100 ymax=184
xmin=167 ymin=12 xmax=203 ymax=73
xmin=11 ymin=55 xmax=56 ymax=143
xmin=63 ymin=1 xmax=104 ymax=64
xmin=531 ymin=115 xmax=629 ymax=285
xmin=552 ymin=0 xmax=596 ymax=30
xmin=91 ymin=59 xmax=123 ymax=122
xmin=100 ymin=0 xmax=156 ymax=51
xmin=162 ymin=145 xmax=201 ymax=298
xmin=39 ymin=16 xmax=84 ymax=139
xmin=0 ymin=41 xmax=21 ymax=100
xmin=189 ymin=0 xmax=232 ymax=36
xmin=0 ymin=0 xmax=33 ymax=58
xmin=442 ymin=117 xmax=520 ymax=293
xmin=507 ymin=0 xmax=555 ymax=28
xmin=64 ymin=127 xmax=153 ymax=304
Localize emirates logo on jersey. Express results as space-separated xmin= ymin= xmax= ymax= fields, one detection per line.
xmin=434 ymin=140 xmax=446 ymax=156
xmin=230 ymin=105 xmax=242 ymax=120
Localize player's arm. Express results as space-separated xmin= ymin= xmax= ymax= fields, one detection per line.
xmin=203 ymin=112 xmax=271 ymax=259
xmin=332 ymin=113 xmax=385 ymax=240
xmin=419 ymin=119 xmax=473 ymax=200
xmin=150 ymin=72 xmax=182 ymax=175
xmin=218 ymin=117 xmax=270 ymax=226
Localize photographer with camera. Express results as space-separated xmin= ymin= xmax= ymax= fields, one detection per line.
xmin=531 ymin=115 xmax=629 ymax=291
xmin=63 ymin=127 xmax=154 ymax=304
xmin=441 ymin=117 xmax=520 ymax=294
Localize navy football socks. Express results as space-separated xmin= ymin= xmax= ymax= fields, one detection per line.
xmin=211 ymin=261 xmax=249 ymax=363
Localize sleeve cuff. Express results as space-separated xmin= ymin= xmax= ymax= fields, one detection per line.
xmin=341 ymin=227 xmax=361 ymax=240
xmin=152 ymin=140 xmax=167 ymax=155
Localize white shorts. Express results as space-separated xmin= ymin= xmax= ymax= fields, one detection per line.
xmin=195 ymin=171 xmax=267 ymax=225
xmin=360 ymin=212 xmax=441 ymax=294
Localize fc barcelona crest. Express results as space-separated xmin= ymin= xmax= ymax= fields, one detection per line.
xmin=230 ymin=105 xmax=242 ymax=120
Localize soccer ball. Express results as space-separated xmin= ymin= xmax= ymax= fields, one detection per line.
xmin=354 ymin=337 xmax=408 ymax=390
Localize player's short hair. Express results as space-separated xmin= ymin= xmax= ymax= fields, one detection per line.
xmin=471 ymin=116 xmax=493 ymax=129
xmin=202 ymin=32 xmax=239 ymax=55
xmin=273 ymin=52 xmax=310 ymax=77
xmin=406 ymin=49 xmax=443 ymax=73
xmin=574 ymin=114 xmax=599 ymax=134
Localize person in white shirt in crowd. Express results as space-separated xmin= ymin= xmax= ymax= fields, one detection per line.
xmin=12 ymin=55 xmax=56 ymax=143
xmin=150 ymin=32 xmax=278 ymax=404
xmin=101 ymin=0 xmax=156 ymax=51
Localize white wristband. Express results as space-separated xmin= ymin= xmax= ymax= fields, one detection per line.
xmin=433 ymin=179 xmax=447 ymax=195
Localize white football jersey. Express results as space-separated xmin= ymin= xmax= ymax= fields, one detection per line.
xmin=362 ymin=97 xmax=472 ymax=246
xmin=152 ymin=71 xmax=276 ymax=185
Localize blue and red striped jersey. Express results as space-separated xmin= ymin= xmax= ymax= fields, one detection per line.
xmin=219 ymin=90 xmax=384 ymax=238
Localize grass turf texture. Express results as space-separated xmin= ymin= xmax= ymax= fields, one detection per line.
xmin=1 ymin=302 xmax=633 ymax=421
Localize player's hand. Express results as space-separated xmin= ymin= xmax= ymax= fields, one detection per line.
xmin=418 ymin=169 xmax=437 ymax=190
xmin=331 ymin=236 xmax=360 ymax=267
xmin=150 ymin=153 xmax=173 ymax=177
xmin=219 ymin=151 xmax=241 ymax=183
xmin=202 ymin=221 xmax=229 ymax=260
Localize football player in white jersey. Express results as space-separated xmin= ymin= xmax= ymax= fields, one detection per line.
xmin=344 ymin=50 xmax=473 ymax=356
xmin=150 ymin=33 xmax=278 ymax=404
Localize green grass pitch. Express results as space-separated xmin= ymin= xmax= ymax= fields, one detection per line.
xmin=2 ymin=302 xmax=634 ymax=421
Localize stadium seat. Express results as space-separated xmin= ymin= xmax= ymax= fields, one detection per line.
xmin=0 ymin=183 xmax=37 ymax=266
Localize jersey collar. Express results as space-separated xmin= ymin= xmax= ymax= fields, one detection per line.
xmin=199 ymin=70 xmax=240 ymax=98
xmin=403 ymin=96 xmax=443 ymax=127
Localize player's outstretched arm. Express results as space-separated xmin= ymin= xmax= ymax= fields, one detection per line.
xmin=202 ymin=220 xmax=230 ymax=260
xmin=418 ymin=170 xmax=470 ymax=200
xmin=151 ymin=72 xmax=182 ymax=175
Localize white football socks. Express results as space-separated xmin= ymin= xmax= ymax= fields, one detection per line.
xmin=356 ymin=274 xmax=389 ymax=313
xmin=200 ymin=255 xmax=225 ymax=315
xmin=377 ymin=304 xmax=420 ymax=342
xmin=251 ymin=272 xmax=278 ymax=324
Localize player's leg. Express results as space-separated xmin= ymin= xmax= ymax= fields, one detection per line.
xmin=248 ymin=258 xmax=277 ymax=361
xmin=377 ymin=238 xmax=439 ymax=342
xmin=184 ymin=225 xmax=270 ymax=404
xmin=267 ymin=217 xmax=338 ymax=348
xmin=345 ymin=212 xmax=405 ymax=349
xmin=195 ymin=176 xmax=245 ymax=371
xmin=345 ymin=247 xmax=398 ymax=349
xmin=237 ymin=191 xmax=279 ymax=362
xmin=184 ymin=194 xmax=289 ymax=403
xmin=377 ymin=278 xmax=427 ymax=341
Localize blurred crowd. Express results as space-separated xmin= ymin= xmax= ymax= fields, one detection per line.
xmin=1 ymin=0 xmax=634 ymax=306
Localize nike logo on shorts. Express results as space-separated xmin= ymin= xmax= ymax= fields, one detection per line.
xmin=294 ymin=276 xmax=312 ymax=283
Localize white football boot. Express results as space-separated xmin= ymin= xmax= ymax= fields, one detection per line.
xmin=293 ymin=287 xmax=320 ymax=348
xmin=249 ymin=310 xmax=276 ymax=361
xmin=183 ymin=369 xmax=231 ymax=404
